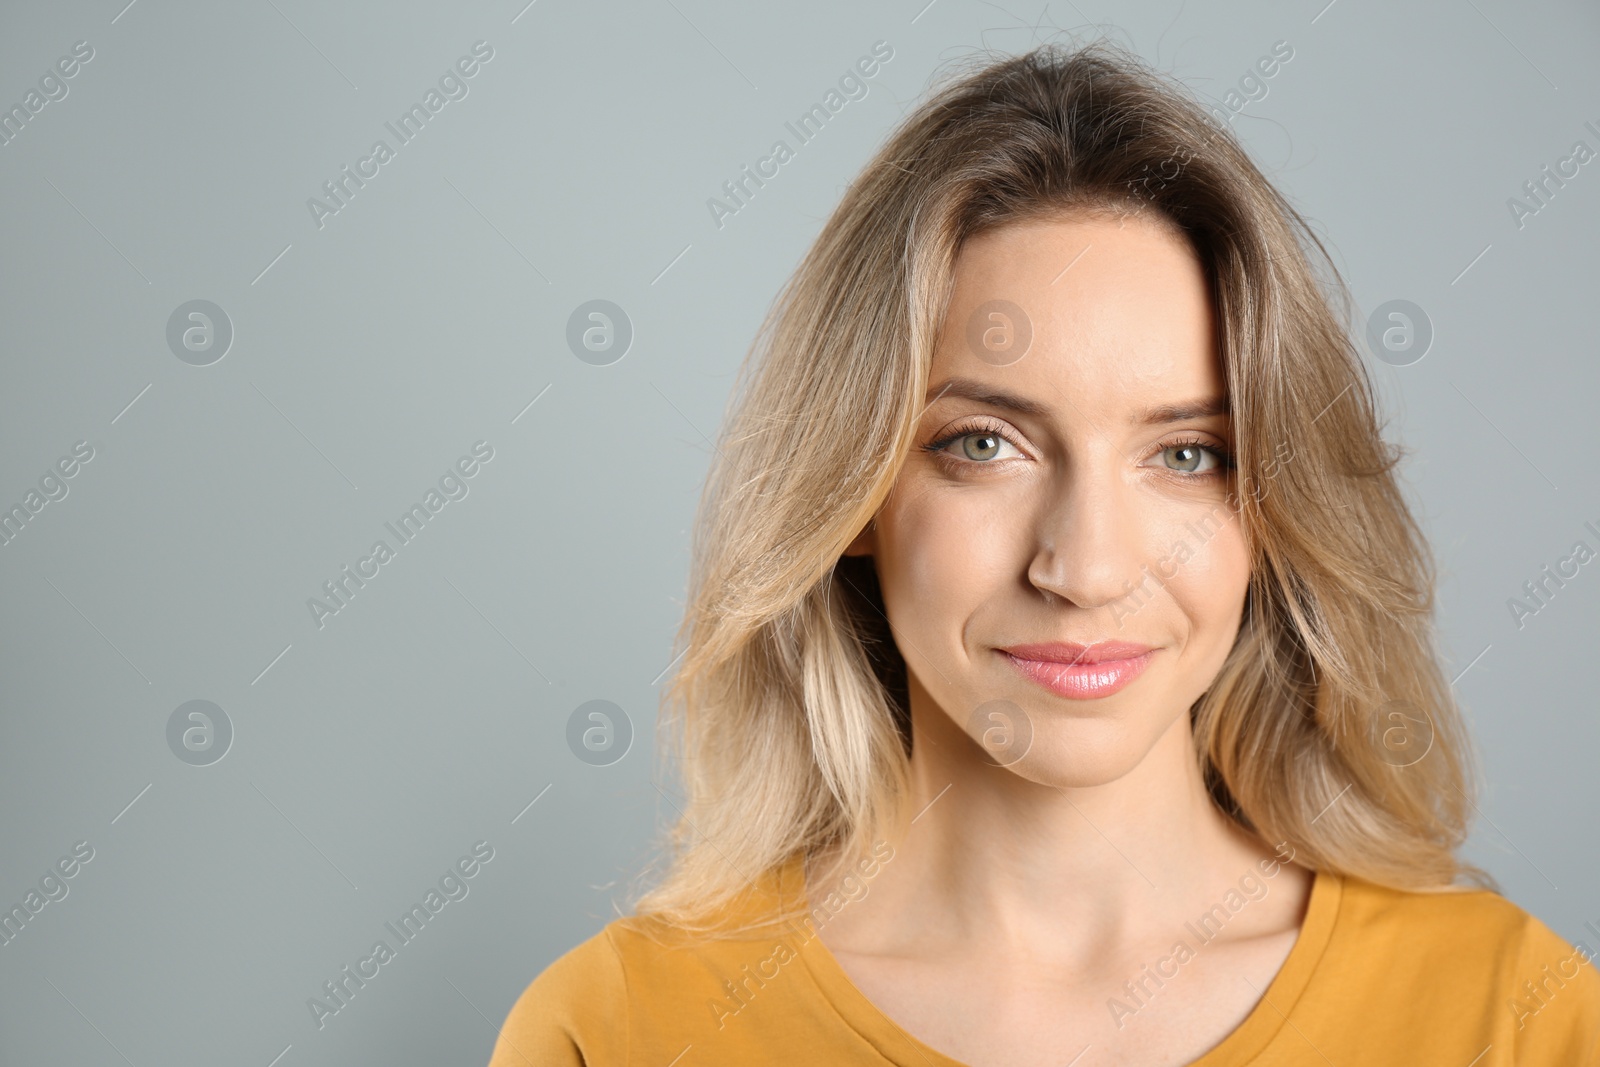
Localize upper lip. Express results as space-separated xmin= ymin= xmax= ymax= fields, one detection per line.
xmin=1000 ymin=641 xmax=1154 ymax=665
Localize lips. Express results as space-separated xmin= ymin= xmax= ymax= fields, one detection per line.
xmin=998 ymin=641 xmax=1155 ymax=700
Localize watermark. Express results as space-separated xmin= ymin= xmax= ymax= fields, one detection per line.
xmin=1506 ymin=119 xmax=1599 ymax=231
xmin=306 ymin=41 xmax=495 ymax=230
xmin=1110 ymin=440 xmax=1297 ymax=628
xmin=306 ymin=840 xmax=495 ymax=1030
xmin=1205 ymin=41 xmax=1295 ymax=128
xmin=0 ymin=439 xmax=96 ymax=549
xmin=0 ymin=841 xmax=95 ymax=949
xmin=566 ymin=300 xmax=633 ymax=366
xmin=307 ymin=440 xmax=495 ymax=629
xmin=1507 ymin=517 xmax=1600 ymax=630
xmin=565 ymin=699 xmax=633 ymax=766
xmin=964 ymin=299 xmax=1032 ymax=366
xmin=1365 ymin=299 xmax=1433 ymax=367
xmin=166 ymin=300 xmax=234 ymax=365
xmin=707 ymin=840 xmax=896 ymax=1029
xmin=166 ymin=700 xmax=234 ymax=766
xmin=1119 ymin=41 xmax=1293 ymax=220
xmin=1369 ymin=698 xmax=1434 ymax=767
xmin=1107 ymin=839 xmax=1297 ymax=1029
xmin=1127 ymin=149 xmax=1192 ymax=209
xmin=966 ymin=698 xmax=1033 ymax=766
xmin=707 ymin=40 xmax=894 ymax=230
xmin=1506 ymin=935 xmax=1595 ymax=1031
xmin=0 ymin=40 xmax=95 ymax=148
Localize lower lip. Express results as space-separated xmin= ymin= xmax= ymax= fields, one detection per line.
xmin=1000 ymin=650 xmax=1154 ymax=699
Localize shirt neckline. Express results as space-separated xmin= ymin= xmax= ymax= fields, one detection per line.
xmin=778 ymin=854 xmax=1344 ymax=1066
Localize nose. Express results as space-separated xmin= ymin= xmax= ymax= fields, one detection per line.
xmin=1025 ymin=460 xmax=1147 ymax=610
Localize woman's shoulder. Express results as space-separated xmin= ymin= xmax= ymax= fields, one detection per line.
xmin=1323 ymin=872 xmax=1600 ymax=1049
xmin=1335 ymin=872 xmax=1590 ymax=954
xmin=487 ymin=923 xmax=631 ymax=1067
xmin=486 ymin=908 xmax=806 ymax=1067
xmin=1333 ymin=872 xmax=1591 ymax=963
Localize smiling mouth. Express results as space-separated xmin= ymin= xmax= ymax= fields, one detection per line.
xmin=997 ymin=644 xmax=1155 ymax=700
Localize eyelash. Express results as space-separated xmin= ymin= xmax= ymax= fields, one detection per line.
xmin=920 ymin=416 xmax=1236 ymax=478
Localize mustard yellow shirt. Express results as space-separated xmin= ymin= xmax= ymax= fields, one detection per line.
xmin=488 ymin=855 xmax=1600 ymax=1065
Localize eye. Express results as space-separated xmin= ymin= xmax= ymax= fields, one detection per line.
xmin=921 ymin=418 xmax=1026 ymax=466
xmin=948 ymin=430 xmax=1016 ymax=463
xmin=1145 ymin=439 xmax=1231 ymax=475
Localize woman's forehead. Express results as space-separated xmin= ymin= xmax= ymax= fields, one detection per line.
xmin=933 ymin=215 xmax=1222 ymax=413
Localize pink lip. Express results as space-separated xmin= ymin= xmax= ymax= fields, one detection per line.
xmin=998 ymin=642 xmax=1155 ymax=700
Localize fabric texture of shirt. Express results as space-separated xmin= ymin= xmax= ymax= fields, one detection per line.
xmin=487 ymin=854 xmax=1600 ymax=1065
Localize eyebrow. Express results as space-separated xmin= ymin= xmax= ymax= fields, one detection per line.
xmin=924 ymin=377 xmax=1229 ymax=426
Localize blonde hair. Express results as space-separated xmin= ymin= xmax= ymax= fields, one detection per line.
xmin=628 ymin=39 xmax=1491 ymax=936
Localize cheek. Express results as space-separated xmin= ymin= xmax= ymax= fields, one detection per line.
xmin=1162 ymin=514 xmax=1251 ymax=639
xmin=876 ymin=482 xmax=1018 ymax=647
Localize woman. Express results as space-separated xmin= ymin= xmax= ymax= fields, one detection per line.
xmin=489 ymin=41 xmax=1600 ymax=1066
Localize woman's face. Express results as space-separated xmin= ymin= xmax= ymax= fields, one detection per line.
xmin=848 ymin=210 xmax=1252 ymax=786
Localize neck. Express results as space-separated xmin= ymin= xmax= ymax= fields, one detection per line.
xmin=814 ymin=673 xmax=1295 ymax=964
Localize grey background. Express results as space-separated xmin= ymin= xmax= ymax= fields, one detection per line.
xmin=1 ymin=0 xmax=1596 ymax=1063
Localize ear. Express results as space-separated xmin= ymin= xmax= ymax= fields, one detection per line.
xmin=841 ymin=518 xmax=877 ymax=557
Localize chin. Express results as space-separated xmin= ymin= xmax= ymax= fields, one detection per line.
xmin=997 ymin=726 xmax=1151 ymax=789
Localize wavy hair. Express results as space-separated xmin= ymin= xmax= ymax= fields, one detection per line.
xmin=628 ymin=39 xmax=1491 ymax=936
